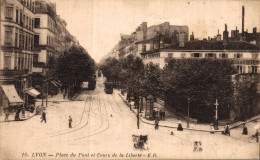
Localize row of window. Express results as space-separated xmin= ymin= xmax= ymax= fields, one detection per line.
xmin=4 ymin=53 xmax=33 ymax=71
xmin=5 ymin=27 xmax=34 ymax=51
xmin=47 ymin=35 xmax=55 ymax=48
xmin=19 ymin=0 xmax=35 ymax=12
xmin=162 ymin=52 xmax=258 ymax=59
xmin=5 ymin=5 xmax=34 ymax=31
xmin=236 ymin=65 xmax=258 ymax=74
xmin=48 ymin=17 xmax=55 ymax=32
xmin=143 ymin=52 xmax=259 ymax=61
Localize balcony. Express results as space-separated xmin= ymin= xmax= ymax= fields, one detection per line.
xmin=33 ymin=62 xmax=46 ymax=68
xmin=0 ymin=69 xmax=29 ymax=77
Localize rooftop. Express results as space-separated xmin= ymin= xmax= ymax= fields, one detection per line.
xmin=141 ymin=41 xmax=260 ymax=54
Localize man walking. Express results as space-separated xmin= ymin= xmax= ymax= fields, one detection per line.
xmin=154 ymin=119 xmax=159 ymax=130
xmin=4 ymin=111 xmax=9 ymax=122
xmin=69 ymin=116 xmax=72 ymax=128
xmin=242 ymin=123 xmax=248 ymax=135
xmin=41 ymin=110 xmax=46 ymax=123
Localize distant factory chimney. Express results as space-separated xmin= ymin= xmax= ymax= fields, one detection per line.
xmin=190 ymin=32 xmax=194 ymax=41
xmin=217 ymin=29 xmax=221 ymax=41
xmin=242 ymin=6 xmax=245 ymax=37
xmin=223 ymin=24 xmax=229 ymax=46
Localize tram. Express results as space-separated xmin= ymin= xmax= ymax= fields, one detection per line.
xmin=104 ymin=82 xmax=113 ymax=94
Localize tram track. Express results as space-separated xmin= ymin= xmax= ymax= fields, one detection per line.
xmin=73 ymin=84 xmax=110 ymax=140
xmin=50 ymin=92 xmax=93 ymax=137
xmin=111 ymin=92 xmax=123 ymax=112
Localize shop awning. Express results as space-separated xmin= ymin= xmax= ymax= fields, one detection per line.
xmin=1 ymin=85 xmax=23 ymax=106
xmin=26 ymin=88 xmax=41 ymax=98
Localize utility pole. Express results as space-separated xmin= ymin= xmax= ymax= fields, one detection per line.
xmin=22 ymin=77 xmax=26 ymax=118
xmin=214 ymin=99 xmax=219 ymax=130
xmin=46 ymin=79 xmax=48 ymax=107
xmin=137 ymin=76 xmax=140 ymax=129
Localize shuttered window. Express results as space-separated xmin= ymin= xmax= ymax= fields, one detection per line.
xmin=5 ymin=30 xmax=12 ymax=46
xmin=5 ymin=6 xmax=13 ymax=19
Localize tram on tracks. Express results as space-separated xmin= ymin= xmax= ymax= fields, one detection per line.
xmin=104 ymin=81 xmax=113 ymax=94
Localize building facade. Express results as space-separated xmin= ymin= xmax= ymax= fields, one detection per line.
xmin=141 ymin=41 xmax=260 ymax=73
xmin=108 ymin=22 xmax=189 ymax=59
xmin=0 ymin=0 xmax=36 ymax=115
xmin=0 ymin=0 xmax=79 ymax=115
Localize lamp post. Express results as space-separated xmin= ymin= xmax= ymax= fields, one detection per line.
xmin=22 ymin=77 xmax=26 ymax=118
xmin=214 ymin=99 xmax=219 ymax=130
xmin=46 ymin=79 xmax=48 ymax=107
xmin=187 ymin=98 xmax=191 ymax=128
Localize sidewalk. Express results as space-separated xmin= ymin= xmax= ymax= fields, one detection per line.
xmin=0 ymin=92 xmax=76 ymax=123
xmin=35 ymin=92 xmax=79 ymax=103
xmin=0 ymin=110 xmax=36 ymax=123
xmin=116 ymin=90 xmax=260 ymax=133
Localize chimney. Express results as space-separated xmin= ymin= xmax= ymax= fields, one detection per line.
xmin=253 ymin=27 xmax=257 ymax=34
xmin=190 ymin=32 xmax=194 ymax=41
xmin=223 ymin=24 xmax=229 ymax=46
xmin=242 ymin=6 xmax=245 ymax=37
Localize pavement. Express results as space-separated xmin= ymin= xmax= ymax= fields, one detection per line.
xmin=1 ymin=89 xmax=260 ymax=133
xmin=0 ymin=109 xmax=36 ymax=123
xmin=116 ymin=89 xmax=260 ymax=133
xmin=0 ymin=92 xmax=78 ymax=123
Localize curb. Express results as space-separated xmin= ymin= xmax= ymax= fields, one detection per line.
xmin=0 ymin=113 xmax=37 ymax=123
xmin=117 ymin=93 xmax=259 ymax=133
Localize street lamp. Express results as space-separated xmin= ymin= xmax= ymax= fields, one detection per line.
xmin=187 ymin=98 xmax=191 ymax=128
xmin=214 ymin=99 xmax=219 ymax=130
xmin=22 ymin=77 xmax=27 ymax=118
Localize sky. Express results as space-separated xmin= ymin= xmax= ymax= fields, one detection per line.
xmin=50 ymin=0 xmax=260 ymax=63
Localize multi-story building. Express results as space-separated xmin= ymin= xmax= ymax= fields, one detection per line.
xmin=33 ymin=0 xmax=56 ymax=72
xmin=141 ymin=24 xmax=260 ymax=72
xmin=0 ymin=0 xmax=36 ymax=115
xmin=113 ymin=22 xmax=189 ymax=59
xmin=141 ymin=40 xmax=260 ymax=73
xmin=54 ymin=15 xmax=67 ymax=56
xmin=0 ymin=0 xmax=77 ymax=115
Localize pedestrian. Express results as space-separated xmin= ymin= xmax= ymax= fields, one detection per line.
xmin=15 ymin=110 xmax=20 ymax=121
xmin=163 ymin=111 xmax=165 ymax=120
xmin=242 ymin=123 xmax=248 ymax=135
xmin=154 ymin=119 xmax=159 ymax=130
xmin=224 ymin=124 xmax=230 ymax=136
xmin=177 ymin=119 xmax=183 ymax=131
xmin=41 ymin=110 xmax=46 ymax=123
xmin=69 ymin=116 xmax=72 ymax=128
xmin=4 ymin=111 xmax=9 ymax=122
xmin=22 ymin=107 xmax=25 ymax=118
xmin=210 ymin=123 xmax=214 ymax=134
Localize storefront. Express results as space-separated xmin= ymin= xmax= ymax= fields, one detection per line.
xmin=0 ymin=85 xmax=23 ymax=112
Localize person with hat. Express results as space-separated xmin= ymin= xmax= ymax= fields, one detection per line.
xmin=242 ymin=123 xmax=248 ymax=135
xmin=69 ymin=116 xmax=72 ymax=128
